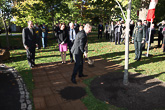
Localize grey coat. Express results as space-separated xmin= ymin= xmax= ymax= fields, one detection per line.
xmin=71 ymin=30 xmax=87 ymax=55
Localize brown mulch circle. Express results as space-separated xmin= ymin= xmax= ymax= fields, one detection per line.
xmin=90 ymin=72 xmax=165 ymax=110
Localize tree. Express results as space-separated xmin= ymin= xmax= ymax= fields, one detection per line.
xmin=13 ymin=0 xmax=48 ymax=27
xmin=0 ymin=0 xmax=13 ymax=49
xmin=40 ymin=0 xmax=70 ymax=37
xmin=123 ymin=0 xmax=131 ymax=85
xmin=155 ymin=0 xmax=165 ymax=22
xmin=13 ymin=0 xmax=70 ymax=38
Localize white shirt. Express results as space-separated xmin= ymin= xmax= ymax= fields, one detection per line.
xmin=111 ymin=25 xmax=114 ymax=31
xmin=69 ymin=29 xmax=76 ymax=41
xmin=118 ymin=25 xmax=121 ymax=32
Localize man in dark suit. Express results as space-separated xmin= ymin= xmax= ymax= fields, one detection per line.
xmin=132 ymin=20 xmax=145 ymax=61
xmin=41 ymin=23 xmax=48 ymax=48
xmin=22 ymin=21 xmax=37 ymax=68
xmin=142 ymin=20 xmax=149 ymax=50
xmin=114 ymin=21 xmax=122 ymax=45
xmin=68 ymin=22 xmax=78 ymax=62
xmin=98 ymin=22 xmax=103 ymax=39
xmin=108 ymin=21 xmax=115 ymax=42
xmin=71 ymin=23 xmax=92 ymax=84
xmin=104 ymin=22 xmax=109 ymax=40
xmin=74 ymin=20 xmax=79 ymax=33
xmin=158 ymin=20 xmax=165 ymax=48
xmin=34 ymin=23 xmax=42 ymax=50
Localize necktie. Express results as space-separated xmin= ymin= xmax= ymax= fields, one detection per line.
xmin=72 ymin=29 xmax=73 ymax=40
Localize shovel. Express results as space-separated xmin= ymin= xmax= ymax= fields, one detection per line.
xmin=86 ymin=57 xmax=94 ymax=66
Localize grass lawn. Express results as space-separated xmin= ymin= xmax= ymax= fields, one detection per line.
xmin=1 ymin=31 xmax=165 ymax=110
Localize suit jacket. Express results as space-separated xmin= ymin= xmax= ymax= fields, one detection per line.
xmin=67 ymin=28 xmax=78 ymax=42
xmin=108 ymin=24 xmax=115 ymax=34
xmin=132 ymin=25 xmax=145 ymax=42
xmin=104 ymin=24 xmax=109 ymax=33
xmin=114 ymin=25 xmax=122 ymax=35
xmin=71 ymin=30 xmax=87 ymax=55
xmin=143 ymin=25 xmax=149 ymax=41
xmin=41 ymin=26 xmax=48 ymax=37
xmin=34 ymin=27 xmax=42 ymax=38
xmin=58 ymin=30 xmax=68 ymax=44
xmin=98 ymin=24 xmax=103 ymax=32
xmin=22 ymin=27 xmax=37 ymax=48
xmin=130 ymin=24 xmax=135 ymax=36
xmin=74 ymin=23 xmax=79 ymax=33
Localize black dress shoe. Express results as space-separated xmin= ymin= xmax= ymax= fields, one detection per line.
xmin=71 ymin=78 xmax=77 ymax=84
xmin=137 ymin=59 xmax=141 ymax=61
xmin=70 ymin=60 xmax=74 ymax=63
xmin=32 ymin=63 xmax=37 ymax=67
xmin=134 ymin=58 xmax=137 ymax=60
xmin=79 ymin=74 xmax=88 ymax=77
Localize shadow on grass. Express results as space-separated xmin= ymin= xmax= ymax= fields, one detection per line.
xmin=35 ymin=54 xmax=61 ymax=59
xmin=129 ymin=53 xmax=165 ymax=68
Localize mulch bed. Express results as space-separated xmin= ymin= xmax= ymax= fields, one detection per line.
xmin=0 ymin=66 xmax=21 ymax=110
xmin=90 ymin=72 xmax=165 ymax=110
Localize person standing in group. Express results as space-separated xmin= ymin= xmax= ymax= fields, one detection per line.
xmin=132 ymin=20 xmax=145 ymax=61
xmin=68 ymin=22 xmax=78 ymax=63
xmin=114 ymin=21 xmax=122 ymax=45
xmin=98 ymin=22 xmax=103 ymax=39
xmin=147 ymin=23 xmax=156 ymax=47
xmin=41 ymin=23 xmax=48 ymax=48
xmin=162 ymin=27 xmax=165 ymax=52
xmin=130 ymin=20 xmax=135 ymax=42
xmin=79 ymin=26 xmax=83 ymax=31
xmin=104 ymin=22 xmax=109 ymax=40
xmin=74 ymin=20 xmax=79 ymax=33
xmin=35 ymin=23 xmax=42 ymax=50
xmin=121 ymin=23 xmax=126 ymax=44
xmin=54 ymin=23 xmax=59 ymax=38
xmin=142 ymin=20 xmax=149 ymax=50
xmin=71 ymin=23 xmax=92 ymax=84
xmin=22 ymin=21 xmax=37 ymax=68
xmin=158 ymin=20 xmax=165 ymax=48
xmin=108 ymin=21 xmax=115 ymax=42
xmin=58 ymin=24 xmax=68 ymax=64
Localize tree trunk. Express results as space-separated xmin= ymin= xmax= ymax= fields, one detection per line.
xmin=123 ymin=0 xmax=132 ymax=85
xmin=2 ymin=17 xmax=10 ymax=49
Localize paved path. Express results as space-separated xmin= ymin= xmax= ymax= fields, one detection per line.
xmin=32 ymin=56 xmax=123 ymax=110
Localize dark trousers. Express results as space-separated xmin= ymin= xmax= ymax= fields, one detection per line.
xmin=158 ymin=34 xmax=163 ymax=47
xmin=98 ymin=31 xmax=102 ymax=39
xmin=42 ymin=37 xmax=47 ymax=48
xmin=105 ymin=31 xmax=109 ymax=39
xmin=109 ymin=31 xmax=115 ymax=42
xmin=142 ymin=41 xmax=146 ymax=50
xmin=134 ymin=41 xmax=142 ymax=60
xmin=68 ymin=41 xmax=74 ymax=61
xmin=26 ymin=47 xmax=35 ymax=67
xmin=72 ymin=54 xmax=83 ymax=79
xmin=36 ymin=37 xmax=41 ymax=49
xmin=115 ymin=32 xmax=121 ymax=45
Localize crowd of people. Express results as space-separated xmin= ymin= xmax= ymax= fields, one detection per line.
xmin=99 ymin=19 xmax=165 ymax=60
xmin=22 ymin=19 xmax=165 ymax=84
xmin=22 ymin=20 xmax=92 ymax=84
